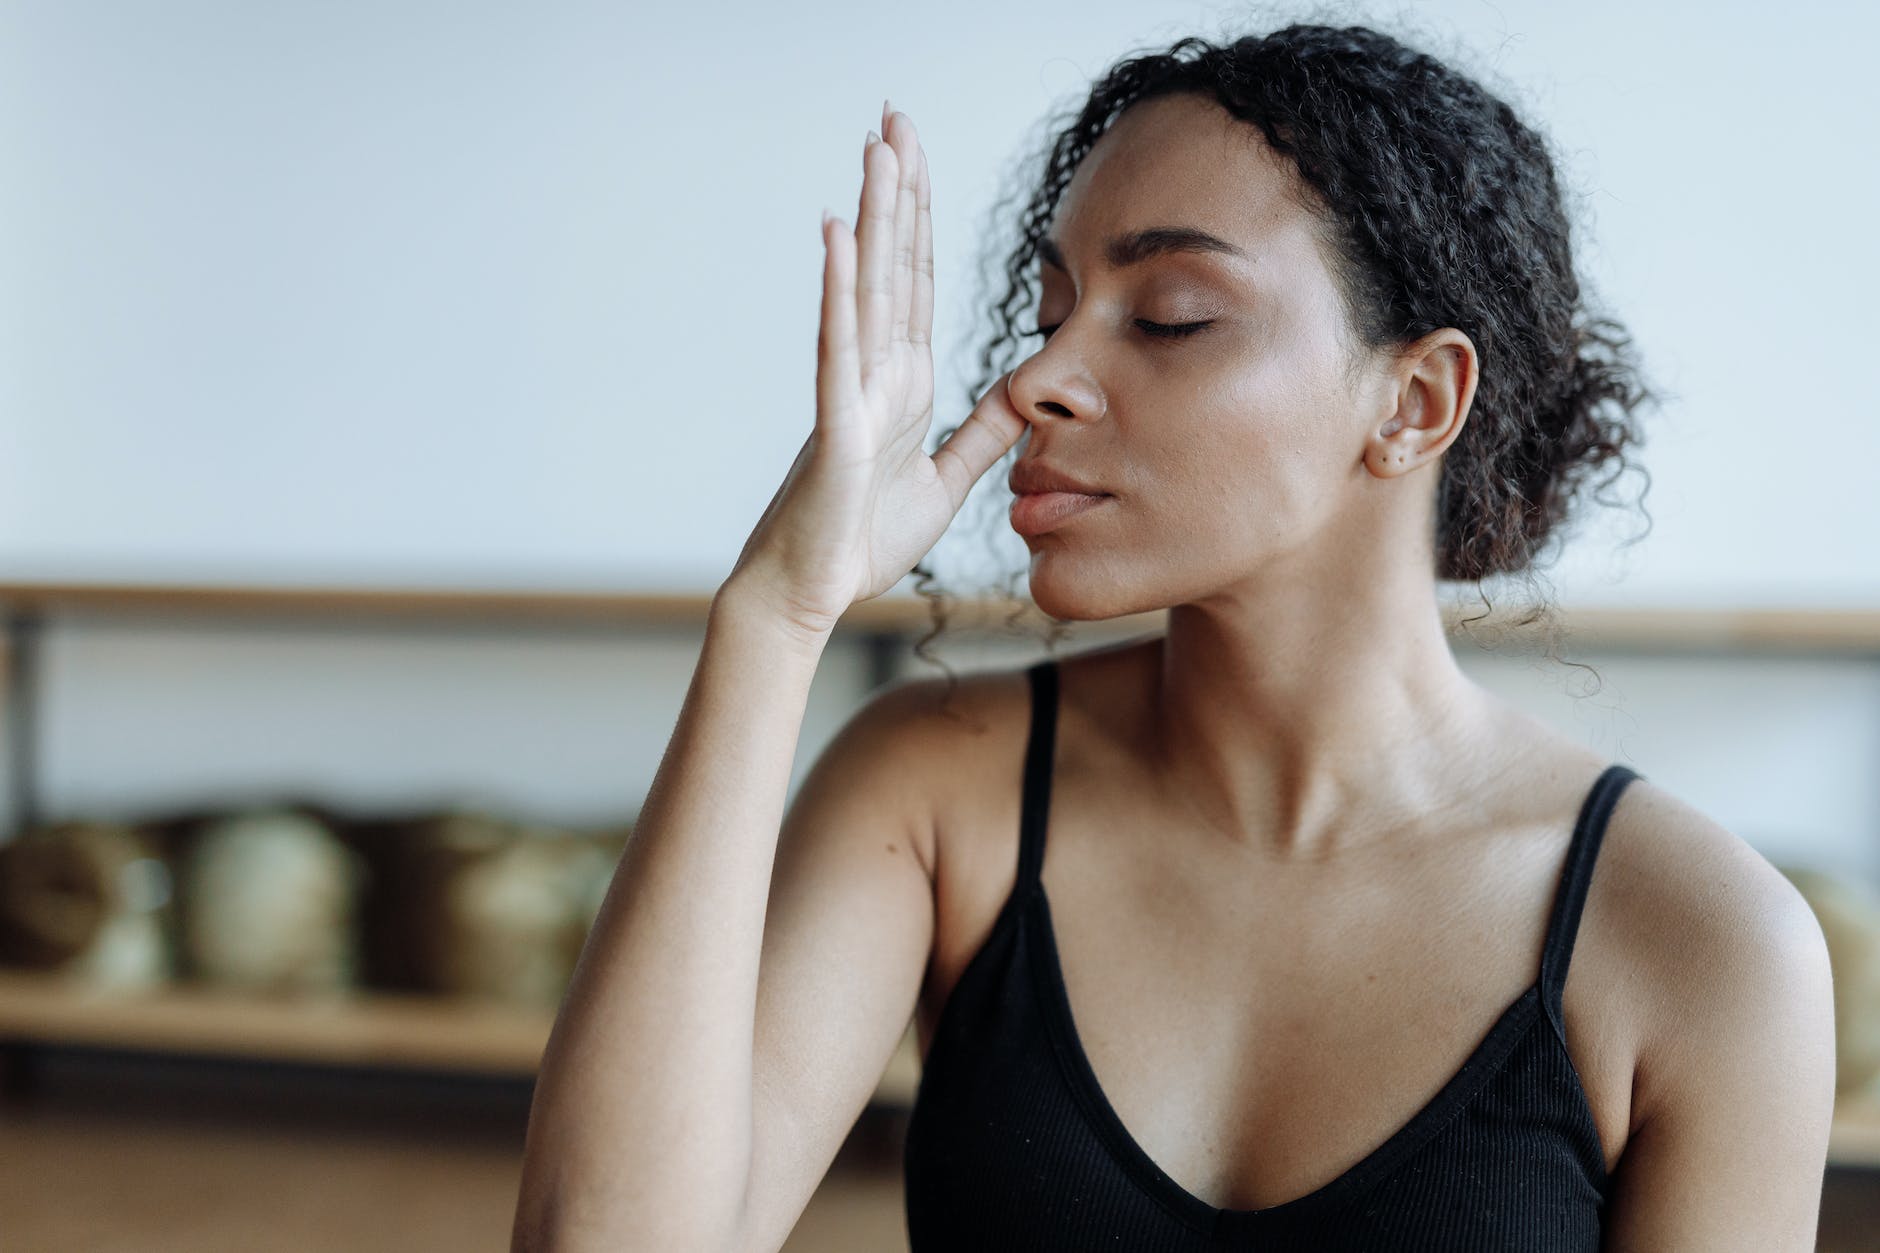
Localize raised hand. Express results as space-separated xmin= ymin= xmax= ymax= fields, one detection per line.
xmin=726 ymin=101 xmax=1029 ymax=639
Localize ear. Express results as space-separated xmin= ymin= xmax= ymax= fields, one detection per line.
xmin=1363 ymin=328 xmax=1478 ymax=480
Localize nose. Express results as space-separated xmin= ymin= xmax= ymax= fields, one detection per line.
xmin=1008 ymin=349 xmax=1105 ymax=427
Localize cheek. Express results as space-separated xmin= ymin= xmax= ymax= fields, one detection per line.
xmin=1123 ymin=418 xmax=1281 ymax=551
xmin=1222 ymin=317 xmax=1355 ymax=475
xmin=1135 ymin=375 xmax=1340 ymax=545
xmin=1118 ymin=316 xmax=1350 ymax=533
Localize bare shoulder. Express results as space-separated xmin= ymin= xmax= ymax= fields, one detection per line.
xmin=1606 ymin=776 xmax=1831 ymax=1051
xmin=1606 ymin=775 xmax=1830 ymax=1030
xmin=831 ymin=662 xmax=1036 ymax=879
xmin=891 ymin=639 xmax=1159 ymax=855
xmin=1597 ymin=774 xmax=1836 ymax=1247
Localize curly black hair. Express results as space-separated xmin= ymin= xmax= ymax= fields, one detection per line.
xmin=906 ymin=17 xmax=1659 ymax=710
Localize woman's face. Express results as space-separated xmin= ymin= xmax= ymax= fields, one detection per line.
xmin=1007 ymin=92 xmax=1436 ymax=620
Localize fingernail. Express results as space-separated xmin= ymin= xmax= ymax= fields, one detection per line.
xmin=866 ymin=128 xmax=879 ymax=147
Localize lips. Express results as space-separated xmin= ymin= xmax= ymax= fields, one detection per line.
xmin=1007 ymin=461 xmax=1109 ymax=497
xmin=1009 ymin=489 xmax=1111 ymax=537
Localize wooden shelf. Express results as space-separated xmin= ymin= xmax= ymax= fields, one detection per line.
xmin=0 ymin=969 xmax=923 ymax=1105
xmin=0 ymin=580 xmax=1105 ymax=635
xmin=0 ymin=970 xmax=551 ymax=1077
xmin=1 ymin=580 xmax=1877 ymax=654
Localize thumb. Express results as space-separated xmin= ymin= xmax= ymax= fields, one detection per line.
xmin=932 ymin=371 xmax=1029 ymax=512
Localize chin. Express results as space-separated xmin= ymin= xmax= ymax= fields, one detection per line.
xmin=1025 ymin=559 xmax=1153 ymax=623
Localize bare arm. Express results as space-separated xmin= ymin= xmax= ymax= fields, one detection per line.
xmin=1600 ymin=801 xmax=1837 ymax=1251
xmin=511 ymin=582 xmax=835 ymax=1252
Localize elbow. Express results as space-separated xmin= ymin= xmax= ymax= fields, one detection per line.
xmin=509 ymin=1188 xmax=578 ymax=1253
xmin=510 ymin=1102 xmax=755 ymax=1253
xmin=510 ymin=1190 xmax=751 ymax=1253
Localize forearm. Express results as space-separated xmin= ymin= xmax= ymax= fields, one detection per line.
xmin=513 ymin=578 xmax=833 ymax=1252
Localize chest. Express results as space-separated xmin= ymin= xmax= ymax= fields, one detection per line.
xmin=915 ymin=741 xmax=1647 ymax=1213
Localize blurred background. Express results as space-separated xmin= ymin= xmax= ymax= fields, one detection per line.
xmin=2 ymin=0 xmax=1878 ymax=1249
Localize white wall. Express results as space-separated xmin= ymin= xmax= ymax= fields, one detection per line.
xmin=3 ymin=0 xmax=1876 ymax=602
xmin=2 ymin=1 xmax=1877 ymax=890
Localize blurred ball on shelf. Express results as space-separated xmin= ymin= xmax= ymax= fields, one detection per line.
xmin=178 ymin=809 xmax=364 ymax=995
xmin=354 ymin=811 xmax=626 ymax=1006
xmin=0 ymin=820 xmax=176 ymax=987
xmin=1777 ymin=862 xmax=1880 ymax=1100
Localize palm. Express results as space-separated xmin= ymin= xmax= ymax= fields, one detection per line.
xmin=813 ymin=105 xmax=1026 ymax=605
xmin=730 ymin=103 xmax=1026 ymax=636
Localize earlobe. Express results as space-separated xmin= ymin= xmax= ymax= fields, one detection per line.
xmin=1366 ymin=403 xmax=1408 ymax=475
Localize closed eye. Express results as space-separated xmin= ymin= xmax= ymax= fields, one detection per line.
xmin=1025 ymin=319 xmax=1213 ymax=341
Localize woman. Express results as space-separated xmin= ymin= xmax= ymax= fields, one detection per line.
xmin=512 ymin=23 xmax=1836 ymax=1252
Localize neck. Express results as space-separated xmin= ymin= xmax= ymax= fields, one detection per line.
xmin=1140 ymin=571 xmax=1509 ymax=863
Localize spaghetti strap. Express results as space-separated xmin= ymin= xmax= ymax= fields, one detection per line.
xmin=1016 ymin=658 xmax=1060 ymax=899
xmin=1539 ymin=762 xmax=1643 ymax=1037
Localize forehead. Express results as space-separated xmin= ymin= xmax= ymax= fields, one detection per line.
xmin=1045 ymin=92 xmax=1321 ymax=274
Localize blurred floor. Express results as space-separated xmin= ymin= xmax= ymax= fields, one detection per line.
xmin=2 ymin=1048 xmax=1875 ymax=1252
xmin=0 ymin=1048 xmax=909 ymax=1253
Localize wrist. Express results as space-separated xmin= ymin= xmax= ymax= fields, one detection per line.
xmin=710 ymin=573 xmax=839 ymax=654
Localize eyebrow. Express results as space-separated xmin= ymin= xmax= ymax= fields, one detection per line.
xmin=1036 ymin=225 xmax=1249 ymax=272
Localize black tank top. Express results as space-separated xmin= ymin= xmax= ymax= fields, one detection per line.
xmin=903 ymin=657 xmax=1643 ymax=1250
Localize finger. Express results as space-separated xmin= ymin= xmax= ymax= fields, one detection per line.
xmin=818 ymin=212 xmax=861 ymax=434
xmin=931 ymin=372 xmax=1029 ymax=512
xmin=855 ymin=131 xmax=896 ymax=383
xmin=911 ymin=142 xmax=933 ymax=349
xmin=885 ymin=112 xmax=917 ymax=348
